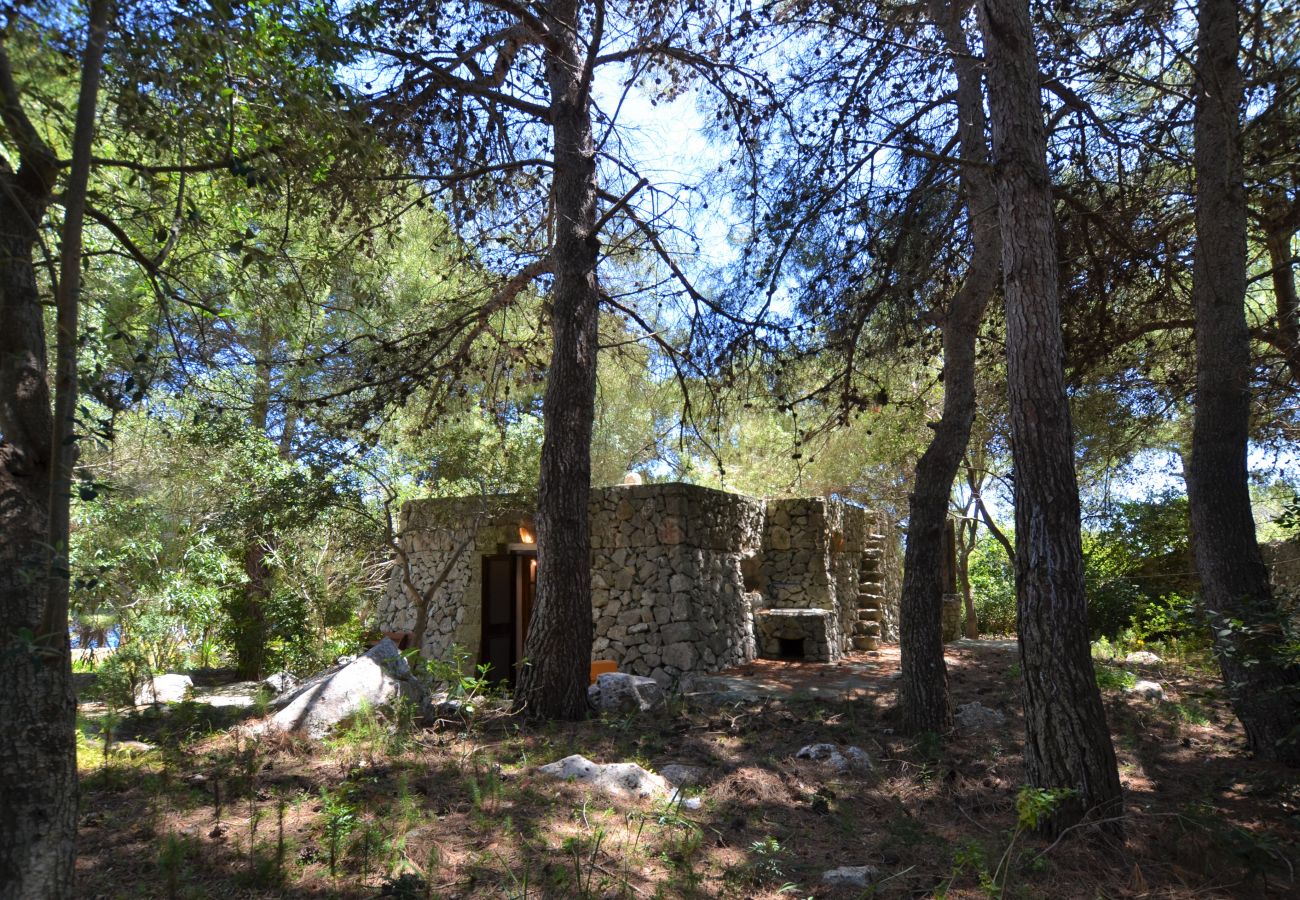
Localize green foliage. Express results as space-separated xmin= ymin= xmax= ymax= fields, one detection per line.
xmin=320 ymin=786 xmax=359 ymax=879
xmin=1014 ymin=786 xmax=1076 ymax=832
xmin=94 ymin=644 xmax=153 ymax=710
xmin=1277 ymin=492 xmax=1300 ymax=535
xmin=1082 ymin=492 xmax=1200 ymax=641
xmin=743 ymin=836 xmax=789 ymax=886
xmin=968 ymin=534 xmax=1017 ymax=635
xmin=1094 ymin=665 xmax=1137 ymax=692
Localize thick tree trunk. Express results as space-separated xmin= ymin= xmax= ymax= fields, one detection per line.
xmin=898 ymin=0 xmax=1001 ymax=734
xmin=0 ymin=4 xmax=108 ymax=888
xmin=979 ymin=0 xmax=1123 ymax=835
xmin=1187 ymin=0 xmax=1300 ymax=765
xmin=513 ymin=0 xmax=599 ymax=720
xmin=0 ymin=221 xmax=78 ymax=900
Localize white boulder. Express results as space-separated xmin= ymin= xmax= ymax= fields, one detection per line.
xmin=1126 ymin=680 xmax=1166 ymax=701
xmin=134 ymin=673 xmax=193 ymax=705
xmin=587 ymin=672 xmax=667 ymax=713
xmin=822 ymin=865 xmax=880 ymax=889
xmin=267 ymin=639 xmax=423 ymax=739
xmin=537 ymin=754 xmax=673 ymax=802
xmin=955 ymin=701 xmax=1007 ymax=732
xmin=262 ymin=671 xmax=299 ymax=694
xmin=1125 ymin=651 xmax=1163 ymax=666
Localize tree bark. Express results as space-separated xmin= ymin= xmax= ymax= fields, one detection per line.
xmin=898 ymin=0 xmax=1001 ymax=734
xmin=1262 ymin=198 xmax=1300 ymax=386
xmin=513 ymin=0 xmax=599 ymax=720
xmin=0 ymin=2 xmax=109 ymax=893
xmin=979 ymin=0 xmax=1123 ymax=835
xmin=1187 ymin=0 xmax=1300 ymax=765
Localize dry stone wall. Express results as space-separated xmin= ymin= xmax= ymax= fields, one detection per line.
xmin=379 ymin=483 xmax=901 ymax=683
xmin=376 ymin=498 xmax=529 ymax=662
xmin=590 ymin=483 xmax=763 ymax=684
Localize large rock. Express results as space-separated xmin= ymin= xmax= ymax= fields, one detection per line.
xmin=587 ymin=672 xmax=667 ymax=714
xmin=1125 ymin=651 xmax=1163 ymax=667
xmin=134 ymin=673 xmax=193 ymax=705
xmin=537 ymin=754 xmax=673 ymax=802
xmin=267 ymin=639 xmax=423 ymax=738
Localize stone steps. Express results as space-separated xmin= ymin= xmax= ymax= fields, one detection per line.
xmin=853 ymin=620 xmax=881 ymax=637
xmin=858 ymin=607 xmax=881 ymax=622
xmin=852 ymin=635 xmax=879 ymax=651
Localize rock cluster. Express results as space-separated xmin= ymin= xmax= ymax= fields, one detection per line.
xmin=795 ymin=743 xmax=874 ymax=775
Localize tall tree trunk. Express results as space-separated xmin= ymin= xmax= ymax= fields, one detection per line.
xmin=979 ymin=0 xmax=1123 ymax=835
xmin=513 ymin=0 xmax=599 ymax=720
xmin=957 ymin=497 xmax=979 ymax=639
xmin=898 ymin=0 xmax=1001 ymax=734
xmin=0 ymin=3 xmax=109 ymax=893
xmin=1187 ymin=0 xmax=1300 ymax=765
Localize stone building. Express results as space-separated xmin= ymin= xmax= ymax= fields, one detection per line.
xmin=377 ymin=482 xmax=900 ymax=687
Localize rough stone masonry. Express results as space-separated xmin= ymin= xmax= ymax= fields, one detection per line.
xmin=378 ymin=482 xmax=900 ymax=686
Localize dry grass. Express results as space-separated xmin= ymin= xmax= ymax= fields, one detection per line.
xmin=73 ymin=642 xmax=1299 ymax=898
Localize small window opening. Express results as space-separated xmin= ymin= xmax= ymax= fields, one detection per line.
xmin=778 ymin=637 xmax=805 ymax=659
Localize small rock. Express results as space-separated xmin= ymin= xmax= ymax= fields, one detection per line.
xmin=261 ymin=672 xmax=299 ymax=694
xmin=587 ymin=672 xmax=667 ymax=714
xmin=660 ymin=764 xmax=706 ymax=787
xmin=134 ymin=673 xmax=193 ymax=705
xmin=1125 ymin=651 xmax=1163 ymax=666
xmin=537 ymin=754 xmax=673 ymax=802
xmin=108 ymin=740 xmax=155 ymax=757
xmin=1126 ymin=680 xmax=1166 ymax=701
xmin=795 ymin=743 xmax=873 ymax=775
xmin=821 ymin=865 xmax=880 ymax=888
xmin=955 ymin=701 xmax=1007 ymax=732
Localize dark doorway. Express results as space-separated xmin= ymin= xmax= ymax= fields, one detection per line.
xmin=481 ymin=552 xmax=538 ymax=688
xmin=481 ymin=555 xmax=516 ymax=685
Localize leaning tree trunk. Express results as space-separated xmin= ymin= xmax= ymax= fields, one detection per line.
xmin=513 ymin=0 xmax=599 ymax=720
xmin=898 ymin=0 xmax=1001 ymax=734
xmin=979 ymin=0 xmax=1123 ymax=836
xmin=1187 ymin=0 xmax=1300 ymax=765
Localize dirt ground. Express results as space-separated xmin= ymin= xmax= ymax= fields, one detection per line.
xmin=74 ymin=641 xmax=1299 ymax=898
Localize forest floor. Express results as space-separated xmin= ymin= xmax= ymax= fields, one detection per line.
xmin=74 ymin=640 xmax=1299 ymax=899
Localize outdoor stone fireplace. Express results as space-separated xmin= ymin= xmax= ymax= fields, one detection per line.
xmin=754 ymin=608 xmax=837 ymax=661
xmin=378 ymin=482 xmax=900 ymax=685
